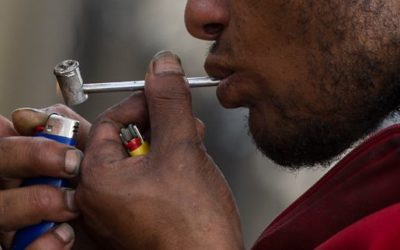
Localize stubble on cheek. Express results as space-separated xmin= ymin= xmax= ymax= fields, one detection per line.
xmin=246 ymin=0 xmax=400 ymax=167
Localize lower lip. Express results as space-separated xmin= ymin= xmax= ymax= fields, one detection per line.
xmin=216 ymin=73 xmax=244 ymax=107
xmin=217 ymin=73 xmax=233 ymax=89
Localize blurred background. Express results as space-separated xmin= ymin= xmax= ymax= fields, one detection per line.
xmin=0 ymin=1 xmax=330 ymax=248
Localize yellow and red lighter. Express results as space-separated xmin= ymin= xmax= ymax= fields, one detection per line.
xmin=120 ymin=124 xmax=150 ymax=157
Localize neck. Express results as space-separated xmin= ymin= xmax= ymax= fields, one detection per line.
xmin=329 ymin=111 xmax=400 ymax=167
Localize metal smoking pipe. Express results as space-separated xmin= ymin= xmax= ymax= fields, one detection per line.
xmin=54 ymin=60 xmax=220 ymax=106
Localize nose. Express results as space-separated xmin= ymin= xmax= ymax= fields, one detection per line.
xmin=185 ymin=0 xmax=230 ymax=40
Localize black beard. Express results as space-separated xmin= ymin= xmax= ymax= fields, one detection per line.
xmin=250 ymin=58 xmax=400 ymax=169
xmin=249 ymin=0 xmax=400 ymax=168
xmin=208 ymin=1 xmax=400 ymax=168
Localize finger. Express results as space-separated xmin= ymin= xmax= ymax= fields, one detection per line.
xmin=26 ymin=223 xmax=75 ymax=250
xmin=0 ymin=231 xmax=14 ymax=250
xmin=145 ymin=51 xmax=198 ymax=149
xmin=10 ymin=109 xmax=48 ymax=136
xmin=85 ymin=92 xmax=148 ymax=164
xmin=0 ymin=177 xmax=21 ymax=189
xmin=194 ymin=118 xmax=206 ymax=141
xmin=0 ymin=115 xmax=17 ymax=137
xmin=93 ymin=91 xmax=148 ymax=128
xmin=0 ymin=186 xmax=78 ymax=231
xmin=0 ymin=137 xmax=82 ymax=178
xmin=12 ymin=105 xmax=91 ymax=150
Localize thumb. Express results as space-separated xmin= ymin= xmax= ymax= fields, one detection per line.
xmin=12 ymin=106 xmax=91 ymax=150
xmin=11 ymin=108 xmax=49 ymax=135
xmin=145 ymin=51 xmax=198 ymax=150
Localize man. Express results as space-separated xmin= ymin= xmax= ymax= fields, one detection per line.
xmin=2 ymin=0 xmax=400 ymax=249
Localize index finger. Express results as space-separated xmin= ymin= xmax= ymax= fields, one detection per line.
xmin=84 ymin=92 xmax=148 ymax=164
xmin=144 ymin=51 xmax=199 ymax=151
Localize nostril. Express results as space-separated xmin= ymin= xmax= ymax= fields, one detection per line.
xmin=204 ymin=23 xmax=224 ymax=36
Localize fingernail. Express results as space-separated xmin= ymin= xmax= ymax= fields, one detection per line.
xmin=152 ymin=50 xmax=183 ymax=75
xmin=54 ymin=223 xmax=75 ymax=243
xmin=65 ymin=149 xmax=83 ymax=175
xmin=64 ymin=189 xmax=78 ymax=212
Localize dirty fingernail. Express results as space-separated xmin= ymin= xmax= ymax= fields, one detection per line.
xmin=65 ymin=149 xmax=83 ymax=175
xmin=54 ymin=223 xmax=75 ymax=243
xmin=64 ymin=189 xmax=78 ymax=212
xmin=152 ymin=50 xmax=183 ymax=75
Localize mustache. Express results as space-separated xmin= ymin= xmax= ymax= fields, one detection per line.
xmin=208 ymin=40 xmax=220 ymax=54
xmin=208 ymin=39 xmax=233 ymax=55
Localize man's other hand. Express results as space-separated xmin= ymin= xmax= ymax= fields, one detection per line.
xmin=0 ymin=105 xmax=90 ymax=250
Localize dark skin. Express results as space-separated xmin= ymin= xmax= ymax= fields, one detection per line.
xmin=0 ymin=105 xmax=91 ymax=250
xmin=75 ymin=0 xmax=400 ymax=248
xmin=0 ymin=112 xmax=78 ymax=249
xmin=191 ymin=0 xmax=400 ymax=167
xmin=76 ymin=53 xmax=243 ymax=249
xmin=5 ymin=0 xmax=400 ymax=248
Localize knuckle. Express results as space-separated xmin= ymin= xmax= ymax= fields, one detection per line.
xmin=93 ymin=111 xmax=112 ymax=125
xmin=48 ymin=103 xmax=70 ymax=114
xmin=160 ymin=86 xmax=191 ymax=101
xmin=30 ymin=186 xmax=58 ymax=213
xmin=168 ymin=137 xmax=204 ymax=156
xmin=149 ymin=77 xmax=190 ymax=100
xmin=97 ymin=111 xmax=114 ymax=124
xmin=30 ymin=138 xmax=49 ymax=156
xmin=0 ymin=138 xmax=11 ymax=156
xmin=29 ymin=139 xmax=61 ymax=171
xmin=91 ymin=118 xmax=118 ymax=135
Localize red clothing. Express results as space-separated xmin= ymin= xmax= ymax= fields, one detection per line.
xmin=253 ymin=124 xmax=400 ymax=250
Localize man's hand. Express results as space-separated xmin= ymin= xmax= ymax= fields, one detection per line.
xmin=76 ymin=51 xmax=244 ymax=249
xmin=2 ymin=105 xmax=91 ymax=250
xmin=0 ymin=108 xmax=80 ymax=249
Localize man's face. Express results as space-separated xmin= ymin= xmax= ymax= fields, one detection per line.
xmin=185 ymin=0 xmax=400 ymax=167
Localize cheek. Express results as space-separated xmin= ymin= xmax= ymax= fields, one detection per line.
xmin=248 ymin=81 xmax=336 ymax=138
xmin=229 ymin=1 xmax=353 ymax=120
xmin=229 ymin=2 xmax=322 ymax=100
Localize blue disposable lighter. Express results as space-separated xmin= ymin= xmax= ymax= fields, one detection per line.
xmin=12 ymin=114 xmax=79 ymax=250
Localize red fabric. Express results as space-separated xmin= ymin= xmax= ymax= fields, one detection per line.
xmin=316 ymin=203 xmax=400 ymax=249
xmin=252 ymin=124 xmax=400 ymax=250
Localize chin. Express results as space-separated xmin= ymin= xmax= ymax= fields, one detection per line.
xmin=248 ymin=110 xmax=356 ymax=169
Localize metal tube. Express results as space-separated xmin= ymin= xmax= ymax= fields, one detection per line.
xmin=83 ymin=77 xmax=219 ymax=94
